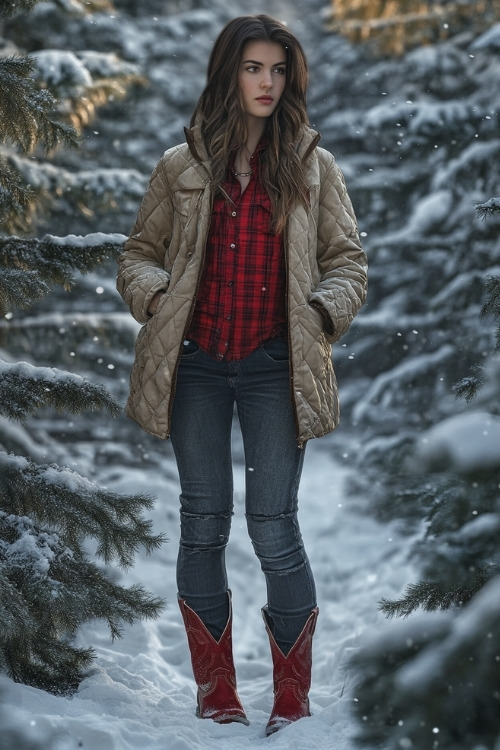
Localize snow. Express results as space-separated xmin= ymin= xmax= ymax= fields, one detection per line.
xmin=379 ymin=189 xmax=453 ymax=241
xmin=0 ymin=438 xmax=415 ymax=749
xmin=0 ymin=358 xmax=85 ymax=383
xmin=413 ymin=410 xmax=500 ymax=473
xmin=472 ymin=23 xmax=500 ymax=50
xmin=11 ymin=154 xmax=146 ymax=198
xmin=352 ymin=344 xmax=454 ymax=423
xmin=475 ymin=197 xmax=500 ymax=218
xmin=41 ymin=233 xmax=127 ymax=248
xmin=0 ymin=513 xmax=58 ymax=576
xmin=32 ymin=50 xmax=93 ymax=89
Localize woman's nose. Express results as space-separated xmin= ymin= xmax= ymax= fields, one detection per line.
xmin=260 ymin=71 xmax=273 ymax=89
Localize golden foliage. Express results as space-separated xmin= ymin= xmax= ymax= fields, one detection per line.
xmin=329 ymin=0 xmax=500 ymax=56
xmin=65 ymin=74 xmax=145 ymax=133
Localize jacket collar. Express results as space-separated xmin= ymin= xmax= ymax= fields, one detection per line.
xmin=184 ymin=122 xmax=321 ymax=169
xmin=184 ymin=123 xmax=211 ymax=168
xmin=295 ymin=126 xmax=321 ymax=162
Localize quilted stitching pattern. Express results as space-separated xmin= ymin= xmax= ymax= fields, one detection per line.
xmin=117 ymin=126 xmax=367 ymax=445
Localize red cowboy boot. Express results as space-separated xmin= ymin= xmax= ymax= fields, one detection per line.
xmin=178 ymin=592 xmax=249 ymax=725
xmin=263 ymin=607 xmax=319 ymax=735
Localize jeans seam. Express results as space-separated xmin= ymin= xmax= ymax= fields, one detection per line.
xmin=180 ymin=511 xmax=233 ymax=520
xmin=245 ymin=510 xmax=296 ymax=521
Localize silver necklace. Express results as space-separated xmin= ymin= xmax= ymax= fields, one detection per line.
xmin=233 ymin=168 xmax=252 ymax=177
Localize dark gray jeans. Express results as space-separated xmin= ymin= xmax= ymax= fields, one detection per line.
xmin=170 ymin=338 xmax=317 ymax=653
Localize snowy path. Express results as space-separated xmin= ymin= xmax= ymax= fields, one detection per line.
xmin=1 ymin=433 xmax=414 ymax=750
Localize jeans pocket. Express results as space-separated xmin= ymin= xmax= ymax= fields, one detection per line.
xmin=260 ymin=338 xmax=289 ymax=362
xmin=181 ymin=339 xmax=200 ymax=357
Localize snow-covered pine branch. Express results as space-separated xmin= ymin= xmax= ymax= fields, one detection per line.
xmin=0 ymin=233 xmax=125 ymax=293
xmin=475 ymin=197 xmax=500 ymax=219
xmin=8 ymin=153 xmax=147 ymax=231
xmin=0 ymin=157 xmax=33 ymax=217
xmin=0 ymin=56 xmax=77 ymax=155
xmin=0 ymin=268 xmax=50 ymax=317
xmin=362 ymin=99 xmax=494 ymax=155
xmin=0 ymin=51 xmax=77 ymax=230
xmin=0 ymin=511 xmax=164 ymax=694
xmin=0 ymin=451 xmax=166 ymax=567
xmin=352 ymin=577 xmax=500 ymax=750
xmin=30 ymin=49 xmax=144 ymax=133
xmin=0 ymin=359 xmax=120 ymax=421
xmin=379 ymin=571 xmax=491 ymax=619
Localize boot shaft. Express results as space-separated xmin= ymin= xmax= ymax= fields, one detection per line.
xmin=263 ymin=607 xmax=319 ymax=735
xmin=178 ymin=592 xmax=249 ymax=726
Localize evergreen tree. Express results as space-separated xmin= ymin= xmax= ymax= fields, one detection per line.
xmin=0 ymin=0 xmax=146 ymax=236
xmin=349 ymin=201 xmax=500 ymax=749
xmin=309 ymin=2 xmax=500 ymax=745
xmin=0 ymin=0 xmax=165 ymax=695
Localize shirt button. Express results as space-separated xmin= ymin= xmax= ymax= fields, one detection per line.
xmin=227 ymin=281 xmax=233 ymax=287
xmin=230 ymin=243 xmax=236 ymax=249
xmin=225 ymin=315 xmax=232 ymax=321
xmin=231 ymin=211 xmax=237 ymax=217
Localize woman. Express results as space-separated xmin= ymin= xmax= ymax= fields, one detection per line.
xmin=117 ymin=14 xmax=367 ymax=735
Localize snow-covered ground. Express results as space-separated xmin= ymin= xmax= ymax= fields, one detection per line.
xmin=0 ymin=431 xmax=415 ymax=750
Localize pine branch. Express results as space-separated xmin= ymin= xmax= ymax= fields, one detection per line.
xmin=0 ymin=0 xmax=39 ymax=17
xmin=0 ymin=56 xmax=77 ymax=156
xmin=0 ymin=234 xmax=124 ymax=292
xmin=475 ymin=197 xmax=500 ymax=220
xmin=0 ymin=512 xmax=164 ymax=693
xmin=480 ymin=275 xmax=500 ymax=320
xmin=30 ymin=50 xmax=144 ymax=135
xmin=0 ymin=575 xmax=34 ymax=642
xmin=0 ymin=359 xmax=120 ymax=421
xmin=379 ymin=572 xmax=491 ymax=618
xmin=452 ymin=373 xmax=482 ymax=403
xmin=452 ymin=274 xmax=500 ymax=401
xmin=67 ymin=78 xmax=143 ymax=133
xmin=0 ymin=159 xmax=41 ymax=234
xmin=0 ymin=53 xmax=77 ymax=231
xmin=0 ymin=452 xmax=166 ymax=568
xmin=0 ymin=158 xmax=33 ymax=212
xmin=0 ymin=268 xmax=50 ymax=317
xmin=2 ymin=634 xmax=95 ymax=696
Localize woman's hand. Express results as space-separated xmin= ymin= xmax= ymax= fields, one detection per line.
xmin=147 ymin=290 xmax=166 ymax=316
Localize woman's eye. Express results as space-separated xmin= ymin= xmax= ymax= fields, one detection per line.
xmin=274 ymin=67 xmax=286 ymax=75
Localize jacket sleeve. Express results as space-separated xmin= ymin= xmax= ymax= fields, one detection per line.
xmin=309 ymin=150 xmax=368 ymax=342
xmin=116 ymin=159 xmax=173 ymax=324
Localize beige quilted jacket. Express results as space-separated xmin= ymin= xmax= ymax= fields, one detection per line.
xmin=117 ymin=124 xmax=367 ymax=447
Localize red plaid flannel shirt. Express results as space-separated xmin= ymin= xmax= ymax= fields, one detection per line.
xmin=187 ymin=143 xmax=287 ymax=361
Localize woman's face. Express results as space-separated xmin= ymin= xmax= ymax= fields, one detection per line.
xmin=238 ymin=40 xmax=287 ymax=121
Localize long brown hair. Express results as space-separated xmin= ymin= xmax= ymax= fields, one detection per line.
xmin=191 ymin=14 xmax=310 ymax=234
